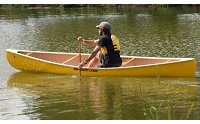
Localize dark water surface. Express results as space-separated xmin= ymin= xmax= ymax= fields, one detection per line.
xmin=0 ymin=7 xmax=200 ymax=120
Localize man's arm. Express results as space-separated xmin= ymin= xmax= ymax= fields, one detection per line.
xmin=83 ymin=39 xmax=99 ymax=46
xmin=79 ymin=45 xmax=101 ymax=68
xmin=77 ymin=37 xmax=99 ymax=46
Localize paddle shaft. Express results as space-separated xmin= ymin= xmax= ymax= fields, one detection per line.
xmin=79 ymin=41 xmax=81 ymax=76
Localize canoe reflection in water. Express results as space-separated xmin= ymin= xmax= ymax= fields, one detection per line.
xmin=6 ymin=72 xmax=200 ymax=120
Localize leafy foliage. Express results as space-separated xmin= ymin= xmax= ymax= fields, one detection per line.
xmin=0 ymin=4 xmax=199 ymax=8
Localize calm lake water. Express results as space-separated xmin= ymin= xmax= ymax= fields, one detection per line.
xmin=0 ymin=6 xmax=200 ymax=120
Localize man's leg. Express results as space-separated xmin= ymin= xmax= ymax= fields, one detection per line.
xmin=86 ymin=51 xmax=100 ymax=67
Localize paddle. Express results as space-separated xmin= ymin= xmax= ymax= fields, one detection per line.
xmin=79 ymin=39 xmax=81 ymax=77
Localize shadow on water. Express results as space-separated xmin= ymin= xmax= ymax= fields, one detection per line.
xmin=4 ymin=71 xmax=200 ymax=120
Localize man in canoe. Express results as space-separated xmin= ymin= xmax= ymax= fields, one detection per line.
xmin=78 ymin=21 xmax=122 ymax=68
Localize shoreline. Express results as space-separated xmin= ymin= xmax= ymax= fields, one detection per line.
xmin=0 ymin=4 xmax=200 ymax=9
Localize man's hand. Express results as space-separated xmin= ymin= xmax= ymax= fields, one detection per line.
xmin=78 ymin=61 xmax=87 ymax=69
xmin=77 ymin=37 xmax=84 ymax=42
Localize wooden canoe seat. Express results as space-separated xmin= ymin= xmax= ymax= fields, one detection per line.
xmin=167 ymin=59 xmax=180 ymax=62
xmin=26 ymin=52 xmax=33 ymax=56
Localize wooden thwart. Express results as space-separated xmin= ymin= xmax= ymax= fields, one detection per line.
xmin=121 ymin=58 xmax=135 ymax=67
xmin=62 ymin=54 xmax=80 ymax=64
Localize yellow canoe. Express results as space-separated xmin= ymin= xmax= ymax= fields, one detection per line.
xmin=6 ymin=49 xmax=196 ymax=77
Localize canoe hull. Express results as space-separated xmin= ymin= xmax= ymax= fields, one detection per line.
xmin=6 ymin=49 xmax=196 ymax=77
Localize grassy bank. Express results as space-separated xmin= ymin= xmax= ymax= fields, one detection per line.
xmin=0 ymin=4 xmax=199 ymax=8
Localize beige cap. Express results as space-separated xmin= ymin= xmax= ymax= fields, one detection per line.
xmin=96 ymin=22 xmax=111 ymax=29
